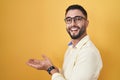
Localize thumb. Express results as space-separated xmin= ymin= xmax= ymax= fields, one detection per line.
xmin=42 ymin=54 xmax=49 ymax=60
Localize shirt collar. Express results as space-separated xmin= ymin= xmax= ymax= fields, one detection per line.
xmin=68 ymin=35 xmax=90 ymax=48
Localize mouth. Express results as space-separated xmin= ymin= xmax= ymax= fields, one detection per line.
xmin=70 ymin=27 xmax=80 ymax=33
xmin=67 ymin=26 xmax=86 ymax=39
xmin=71 ymin=27 xmax=78 ymax=31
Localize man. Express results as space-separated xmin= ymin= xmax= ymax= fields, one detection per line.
xmin=27 ymin=4 xmax=103 ymax=80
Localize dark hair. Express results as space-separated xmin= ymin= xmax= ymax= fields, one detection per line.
xmin=65 ymin=4 xmax=88 ymax=19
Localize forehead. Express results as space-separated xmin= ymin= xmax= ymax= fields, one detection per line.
xmin=65 ymin=9 xmax=85 ymax=17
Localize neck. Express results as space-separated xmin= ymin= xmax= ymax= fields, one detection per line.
xmin=72 ymin=33 xmax=87 ymax=47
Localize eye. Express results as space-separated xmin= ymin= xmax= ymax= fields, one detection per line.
xmin=65 ymin=17 xmax=72 ymax=24
xmin=66 ymin=18 xmax=71 ymax=22
xmin=75 ymin=16 xmax=83 ymax=21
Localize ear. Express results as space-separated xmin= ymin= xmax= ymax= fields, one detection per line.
xmin=85 ymin=20 xmax=89 ymax=28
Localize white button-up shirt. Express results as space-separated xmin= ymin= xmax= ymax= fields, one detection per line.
xmin=52 ymin=35 xmax=103 ymax=80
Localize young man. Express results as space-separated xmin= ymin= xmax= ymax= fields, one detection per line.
xmin=27 ymin=4 xmax=103 ymax=80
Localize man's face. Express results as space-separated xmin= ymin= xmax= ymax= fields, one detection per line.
xmin=65 ymin=9 xmax=88 ymax=39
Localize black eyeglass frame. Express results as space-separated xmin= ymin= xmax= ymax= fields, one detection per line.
xmin=64 ymin=16 xmax=87 ymax=24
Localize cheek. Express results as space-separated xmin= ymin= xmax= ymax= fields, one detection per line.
xmin=77 ymin=23 xmax=82 ymax=28
xmin=66 ymin=24 xmax=70 ymax=29
xmin=77 ymin=22 xmax=85 ymax=28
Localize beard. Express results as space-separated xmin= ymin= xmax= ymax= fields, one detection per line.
xmin=66 ymin=26 xmax=86 ymax=39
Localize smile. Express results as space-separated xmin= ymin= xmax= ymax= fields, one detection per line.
xmin=70 ymin=27 xmax=80 ymax=32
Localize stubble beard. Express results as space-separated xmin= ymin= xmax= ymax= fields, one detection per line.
xmin=66 ymin=26 xmax=86 ymax=39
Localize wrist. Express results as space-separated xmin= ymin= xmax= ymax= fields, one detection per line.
xmin=47 ymin=66 xmax=59 ymax=75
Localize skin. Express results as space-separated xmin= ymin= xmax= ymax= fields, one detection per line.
xmin=66 ymin=9 xmax=89 ymax=46
xmin=27 ymin=55 xmax=59 ymax=74
xmin=27 ymin=9 xmax=89 ymax=75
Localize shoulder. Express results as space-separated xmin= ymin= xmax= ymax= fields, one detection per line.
xmin=77 ymin=40 xmax=102 ymax=62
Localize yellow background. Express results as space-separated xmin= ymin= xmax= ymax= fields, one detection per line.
xmin=0 ymin=0 xmax=120 ymax=80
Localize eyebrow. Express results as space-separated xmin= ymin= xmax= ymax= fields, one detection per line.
xmin=65 ymin=16 xmax=85 ymax=19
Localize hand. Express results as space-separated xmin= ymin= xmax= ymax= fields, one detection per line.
xmin=27 ymin=55 xmax=53 ymax=70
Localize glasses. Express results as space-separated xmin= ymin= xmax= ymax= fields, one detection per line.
xmin=64 ymin=16 xmax=86 ymax=24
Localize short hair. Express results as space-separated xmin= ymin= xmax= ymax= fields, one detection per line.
xmin=65 ymin=4 xmax=88 ymax=19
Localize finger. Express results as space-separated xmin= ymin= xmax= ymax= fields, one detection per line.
xmin=42 ymin=54 xmax=49 ymax=60
xmin=27 ymin=63 xmax=41 ymax=69
xmin=27 ymin=59 xmax=34 ymax=64
xmin=27 ymin=60 xmax=42 ymax=69
xmin=26 ymin=59 xmax=33 ymax=66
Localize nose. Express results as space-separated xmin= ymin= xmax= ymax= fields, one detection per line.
xmin=71 ymin=19 xmax=76 ymax=26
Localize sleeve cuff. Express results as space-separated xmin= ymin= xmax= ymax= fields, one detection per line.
xmin=52 ymin=73 xmax=65 ymax=80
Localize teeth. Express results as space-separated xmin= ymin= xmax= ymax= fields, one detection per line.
xmin=71 ymin=27 xmax=78 ymax=31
